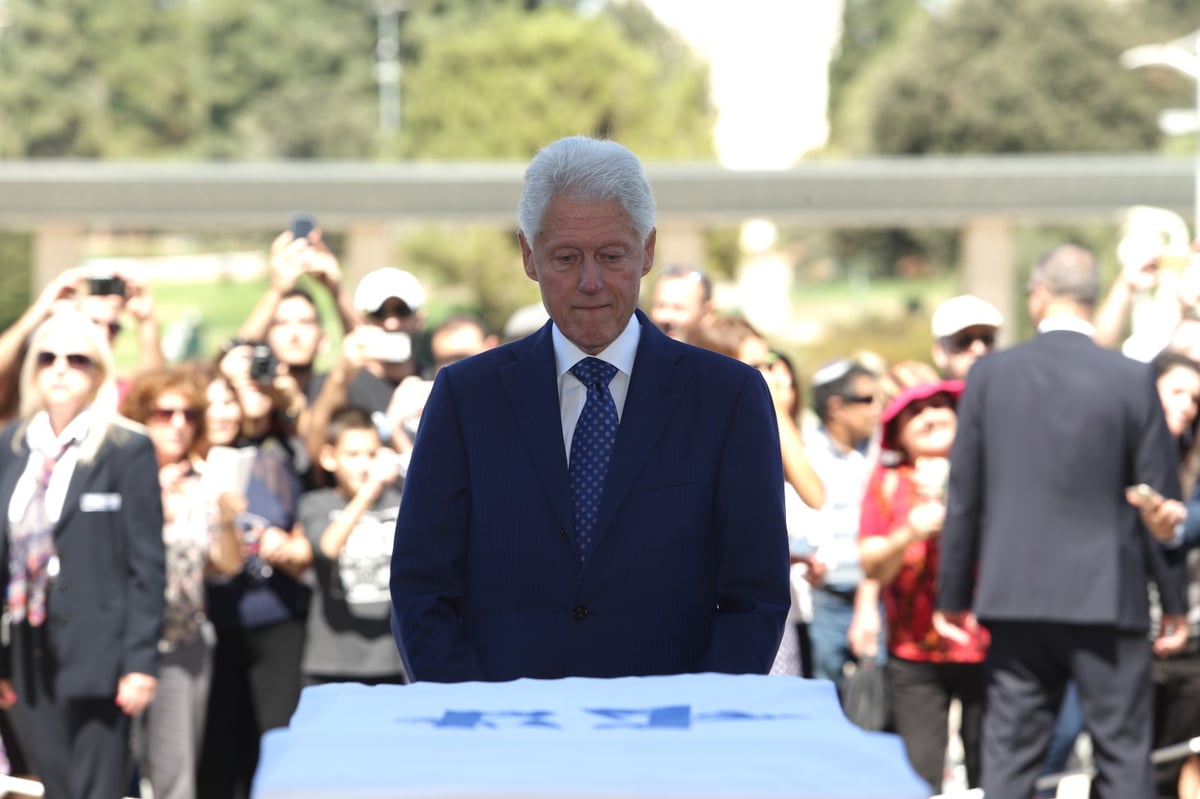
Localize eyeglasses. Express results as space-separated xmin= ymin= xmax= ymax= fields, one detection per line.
xmin=35 ymin=351 xmax=94 ymax=371
xmin=367 ymin=304 xmax=414 ymax=323
xmin=944 ymin=331 xmax=996 ymax=353
xmin=148 ymin=407 xmax=200 ymax=425
xmin=840 ymin=393 xmax=878 ymax=405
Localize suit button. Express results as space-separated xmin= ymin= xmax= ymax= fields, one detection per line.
xmin=572 ymin=606 xmax=589 ymax=621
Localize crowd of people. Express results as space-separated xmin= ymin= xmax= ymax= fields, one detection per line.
xmin=0 ymin=133 xmax=1196 ymax=799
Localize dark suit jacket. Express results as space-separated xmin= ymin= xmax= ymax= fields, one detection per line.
xmin=390 ymin=312 xmax=791 ymax=682
xmin=0 ymin=420 xmax=165 ymax=698
xmin=938 ymin=330 xmax=1187 ymax=631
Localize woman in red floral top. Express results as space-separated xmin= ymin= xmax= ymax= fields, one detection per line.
xmin=858 ymin=378 xmax=988 ymax=793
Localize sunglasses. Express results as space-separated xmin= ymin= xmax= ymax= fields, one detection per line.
xmin=35 ymin=351 xmax=94 ymax=371
xmin=840 ymin=393 xmax=878 ymax=405
xmin=945 ymin=331 xmax=996 ymax=353
xmin=148 ymin=407 xmax=200 ymax=425
xmin=367 ymin=304 xmax=414 ymax=323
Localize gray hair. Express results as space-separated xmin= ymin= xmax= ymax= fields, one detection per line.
xmin=517 ymin=136 xmax=656 ymax=244
xmin=1027 ymin=244 xmax=1099 ymax=306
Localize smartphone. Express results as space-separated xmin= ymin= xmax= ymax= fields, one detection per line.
xmin=88 ymin=274 xmax=126 ymax=297
xmin=365 ymin=331 xmax=412 ymax=364
xmin=1127 ymin=483 xmax=1162 ymax=503
xmin=290 ymin=212 xmax=316 ymax=241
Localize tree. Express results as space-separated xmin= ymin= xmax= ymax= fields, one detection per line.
xmin=0 ymin=0 xmax=205 ymax=157
xmin=826 ymin=0 xmax=924 ymax=144
xmin=395 ymin=4 xmax=712 ymax=159
xmin=193 ymin=0 xmax=379 ymax=158
xmin=850 ymin=0 xmax=1177 ymax=155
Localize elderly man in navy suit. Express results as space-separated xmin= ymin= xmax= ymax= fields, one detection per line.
xmin=390 ymin=136 xmax=790 ymax=683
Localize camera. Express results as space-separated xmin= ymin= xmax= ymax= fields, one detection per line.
xmin=248 ymin=344 xmax=279 ymax=385
xmin=364 ymin=331 xmax=412 ymax=364
xmin=88 ymin=275 xmax=126 ymax=297
xmin=290 ymin=212 xmax=316 ymax=241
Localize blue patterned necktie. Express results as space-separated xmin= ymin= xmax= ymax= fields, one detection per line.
xmin=568 ymin=357 xmax=619 ymax=563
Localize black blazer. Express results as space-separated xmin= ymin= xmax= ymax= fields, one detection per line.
xmin=0 ymin=419 xmax=165 ymax=698
xmin=938 ymin=330 xmax=1187 ymax=631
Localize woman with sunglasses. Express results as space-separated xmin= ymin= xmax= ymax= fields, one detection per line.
xmin=857 ymin=377 xmax=988 ymax=794
xmin=0 ymin=310 xmax=165 ymax=799
xmin=120 ymin=365 xmax=244 ymax=799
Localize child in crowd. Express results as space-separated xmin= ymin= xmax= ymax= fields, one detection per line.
xmin=298 ymin=406 xmax=407 ymax=685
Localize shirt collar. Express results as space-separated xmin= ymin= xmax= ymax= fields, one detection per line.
xmin=551 ymin=315 xmax=641 ymax=380
xmin=1037 ymin=316 xmax=1095 ymax=337
xmin=26 ymin=409 xmax=91 ymax=455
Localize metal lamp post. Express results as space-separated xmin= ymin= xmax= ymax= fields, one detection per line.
xmin=1121 ymin=29 xmax=1200 ymax=239
xmin=374 ymin=0 xmax=407 ymax=135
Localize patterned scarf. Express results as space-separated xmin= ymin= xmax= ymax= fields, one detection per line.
xmin=8 ymin=439 xmax=76 ymax=626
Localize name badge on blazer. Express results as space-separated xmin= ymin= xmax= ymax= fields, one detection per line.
xmin=80 ymin=492 xmax=122 ymax=512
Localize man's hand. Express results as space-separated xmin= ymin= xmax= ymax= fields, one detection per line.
xmin=0 ymin=678 xmax=17 ymax=709
xmin=120 ymin=271 xmax=156 ymax=323
xmin=386 ymin=376 xmax=434 ymax=452
xmin=932 ymin=609 xmax=979 ymax=647
xmin=268 ymin=231 xmax=310 ymax=292
xmin=1154 ymin=614 xmax=1190 ymax=657
xmin=1126 ymin=486 xmax=1186 ymax=543
xmin=116 ymin=672 xmax=157 ymax=717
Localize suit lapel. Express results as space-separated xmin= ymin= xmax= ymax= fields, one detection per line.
xmin=589 ymin=319 xmax=690 ymax=550
xmin=55 ymin=439 xmax=108 ymax=537
xmin=500 ymin=325 xmax=575 ymax=535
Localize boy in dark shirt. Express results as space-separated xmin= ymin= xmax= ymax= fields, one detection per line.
xmin=298 ymin=406 xmax=407 ymax=684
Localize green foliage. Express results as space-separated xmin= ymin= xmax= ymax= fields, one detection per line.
xmin=0 ymin=0 xmax=204 ymax=157
xmin=826 ymin=0 xmax=923 ymax=144
xmin=850 ymin=0 xmax=1171 ymax=155
xmin=396 ymin=5 xmax=713 ymax=159
xmin=0 ymin=234 xmax=33 ymax=330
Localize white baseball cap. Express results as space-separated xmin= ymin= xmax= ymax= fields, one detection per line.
xmin=931 ymin=295 xmax=1003 ymax=339
xmin=354 ymin=267 xmax=426 ymax=314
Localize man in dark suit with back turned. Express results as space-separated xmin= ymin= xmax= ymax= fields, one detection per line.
xmin=934 ymin=243 xmax=1190 ymax=799
xmin=389 ymin=136 xmax=790 ymax=683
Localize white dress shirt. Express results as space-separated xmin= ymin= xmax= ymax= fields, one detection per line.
xmin=552 ymin=316 xmax=641 ymax=465
xmin=7 ymin=410 xmax=92 ymax=525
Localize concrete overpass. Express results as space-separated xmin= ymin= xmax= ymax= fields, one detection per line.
xmin=1 ymin=154 xmax=1194 ymax=336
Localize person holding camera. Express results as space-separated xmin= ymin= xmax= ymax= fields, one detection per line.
xmin=302 ymin=268 xmax=429 ymax=470
xmin=237 ymin=221 xmax=358 ymax=407
xmin=195 ymin=348 xmax=312 ymax=799
xmin=0 ymin=267 xmax=165 ymax=424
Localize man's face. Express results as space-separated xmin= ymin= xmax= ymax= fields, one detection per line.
xmin=932 ymin=324 xmax=997 ymax=381
xmin=650 ymin=275 xmax=708 ymax=343
xmin=519 ymin=196 xmax=654 ymax=355
xmin=268 ymin=295 xmax=323 ymax=368
xmin=431 ymin=324 xmax=493 ymax=373
xmin=365 ymin=298 xmax=422 ymax=335
xmin=78 ymin=294 xmax=123 ymax=345
xmin=836 ymin=374 xmax=882 ymax=443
